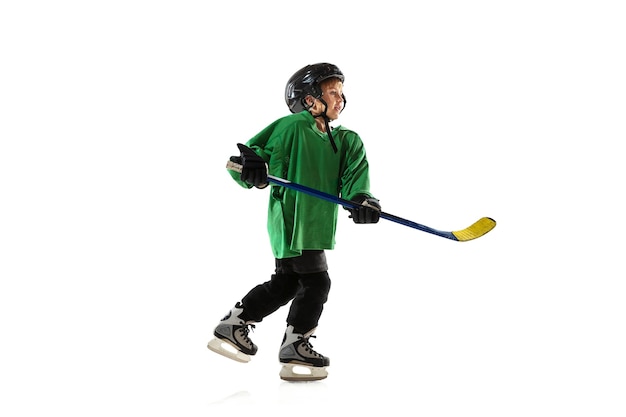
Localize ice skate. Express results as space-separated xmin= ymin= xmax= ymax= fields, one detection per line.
xmin=207 ymin=303 xmax=257 ymax=363
xmin=278 ymin=325 xmax=329 ymax=381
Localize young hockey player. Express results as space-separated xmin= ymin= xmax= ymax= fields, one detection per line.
xmin=207 ymin=63 xmax=381 ymax=381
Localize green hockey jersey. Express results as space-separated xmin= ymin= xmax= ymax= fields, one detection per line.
xmin=229 ymin=110 xmax=375 ymax=259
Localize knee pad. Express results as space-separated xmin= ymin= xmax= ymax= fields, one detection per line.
xmin=299 ymin=271 xmax=331 ymax=302
xmin=268 ymin=272 xmax=300 ymax=298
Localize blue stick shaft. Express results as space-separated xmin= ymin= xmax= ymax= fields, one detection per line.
xmin=225 ymin=160 xmax=499 ymax=241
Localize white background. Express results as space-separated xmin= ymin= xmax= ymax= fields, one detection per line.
xmin=1 ymin=1 xmax=625 ymax=416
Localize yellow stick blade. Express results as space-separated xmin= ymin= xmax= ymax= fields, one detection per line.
xmin=452 ymin=217 xmax=497 ymax=242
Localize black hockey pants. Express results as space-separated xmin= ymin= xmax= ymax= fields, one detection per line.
xmin=240 ymin=250 xmax=331 ymax=333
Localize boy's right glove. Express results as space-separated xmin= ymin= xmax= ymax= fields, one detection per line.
xmin=347 ymin=195 xmax=381 ymax=224
xmin=234 ymin=143 xmax=268 ymax=188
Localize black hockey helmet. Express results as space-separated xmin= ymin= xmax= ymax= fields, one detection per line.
xmin=285 ymin=63 xmax=346 ymax=114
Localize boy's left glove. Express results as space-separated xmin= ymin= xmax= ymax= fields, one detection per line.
xmin=347 ymin=195 xmax=381 ymax=224
xmin=234 ymin=143 xmax=268 ymax=188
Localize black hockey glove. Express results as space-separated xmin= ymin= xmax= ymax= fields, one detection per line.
xmin=347 ymin=195 xmax=381 ymax=224
xmin=234 ymin=143 xmax=268 ymax=188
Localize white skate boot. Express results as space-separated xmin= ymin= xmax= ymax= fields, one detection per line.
xmin=278 ymin=325 xmax=329 ymax=381
xmin=207 ymin=303 xmax=257 ymax=363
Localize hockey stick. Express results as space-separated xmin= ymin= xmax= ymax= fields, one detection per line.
xmin=226 ymin=161 xmax=496 ymax=241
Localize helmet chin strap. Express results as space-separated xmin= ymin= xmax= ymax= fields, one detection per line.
xmin=321 ymin=116 xmax=338 ymax=154
xmin=310 ymin=99 xmax=338 ymax=153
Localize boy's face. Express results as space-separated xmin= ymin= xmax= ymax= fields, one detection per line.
xmin=308 ymin=79 xmax=344 ymax=121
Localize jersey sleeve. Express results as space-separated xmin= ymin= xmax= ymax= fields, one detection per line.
xmin=339 ymin=131 xmax=375 ymax=201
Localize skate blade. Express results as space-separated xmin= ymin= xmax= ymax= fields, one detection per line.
xmin=279 ymin=363 xmax=328 ymax=382
xmin=207 ymin=338 xmax=251 ymax=363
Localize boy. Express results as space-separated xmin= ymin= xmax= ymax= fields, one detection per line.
xmin=208 ymin=63 xmax=381 ymax=381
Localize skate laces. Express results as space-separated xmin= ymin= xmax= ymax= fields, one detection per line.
xmin=238 ymin=322 xmax=255 ymax=343
xmin=299 ymin=335 xmax=323 ymax=358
